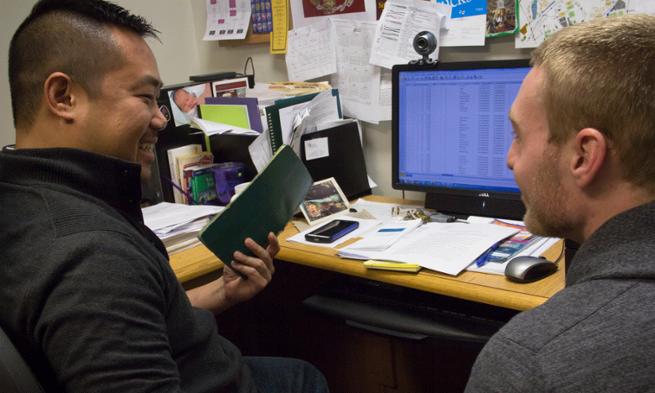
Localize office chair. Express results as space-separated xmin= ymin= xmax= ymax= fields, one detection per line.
xmin=0 ymin=326 xmax=44 ymax=393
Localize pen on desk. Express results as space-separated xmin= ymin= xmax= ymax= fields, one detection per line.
xmin=475 ymin=242 xmax=501 ymax=268
xmin=163 ymin=176 xmax=196 ymax=205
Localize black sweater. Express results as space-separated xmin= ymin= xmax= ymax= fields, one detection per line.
xmin=0 ymin=147 xmax=255 ymax=393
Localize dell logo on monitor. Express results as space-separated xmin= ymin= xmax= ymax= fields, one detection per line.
xmin=478 ymin=192 xmax=490 ymax=198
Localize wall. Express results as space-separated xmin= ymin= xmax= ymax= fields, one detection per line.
xmin=0 ymin=1 xmax=34 ymax=147
xmin=0 ymin=0 xmax=531 ymax=198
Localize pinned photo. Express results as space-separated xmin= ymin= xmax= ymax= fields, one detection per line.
xmin=300 ymin=177 xmax=350 ymax=224
xmin=168 ymin=82 xmax=212 ymax=126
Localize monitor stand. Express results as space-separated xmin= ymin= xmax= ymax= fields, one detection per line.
xmin=425 ymin=192 xmax=525 ymax=221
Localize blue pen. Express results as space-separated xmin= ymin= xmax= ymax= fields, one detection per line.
xmin=475 ymin=242 xmax=501 ymax=267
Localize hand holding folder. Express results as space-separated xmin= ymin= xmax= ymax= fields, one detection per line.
xmin=198 ymin=145 xmax=313 ymax=266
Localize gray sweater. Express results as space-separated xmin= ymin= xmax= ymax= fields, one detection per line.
xmin=0 ymin=148 xmax=256 ymax=393
xmin=465 ymin=201 xmax=655 ymax=392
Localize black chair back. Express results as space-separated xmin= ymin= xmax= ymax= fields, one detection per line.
xmin=0 ymin=326 xmax=44 ymax=393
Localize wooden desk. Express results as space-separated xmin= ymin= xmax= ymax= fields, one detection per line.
xmin=169 ymin=195 xmax=566 ymax=393
xmin=169 ymin=195 xmax=565 ymax=311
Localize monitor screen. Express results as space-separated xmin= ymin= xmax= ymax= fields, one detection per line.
xmin=392 ymin=60 xmax=531 ymax=219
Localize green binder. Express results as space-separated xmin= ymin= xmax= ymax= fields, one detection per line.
xmin=198 ymin=145 xmax=313 ymax=266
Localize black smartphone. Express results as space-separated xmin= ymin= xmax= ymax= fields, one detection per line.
xmin=305 ymin=219 xmax=359 ymax=243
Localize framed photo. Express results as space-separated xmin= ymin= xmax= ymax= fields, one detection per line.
xmin=300 ymin=177 xmax=350 ymax=225
xmin=166 ymin=82 xmax=212 ymax=126
xmin=211 ymin=77 xmax=249 ymax=98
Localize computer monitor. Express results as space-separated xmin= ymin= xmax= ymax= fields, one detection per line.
xmin=392 ymin=59 xmax=531 ymax=220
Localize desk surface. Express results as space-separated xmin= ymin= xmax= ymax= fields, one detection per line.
xmin=169 ymin=195 xmax=565 ymax=311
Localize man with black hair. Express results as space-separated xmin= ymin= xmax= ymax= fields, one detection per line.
xmin=0 ymin=1 xmax=328 ymax=392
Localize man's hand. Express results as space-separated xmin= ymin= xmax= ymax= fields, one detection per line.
xmin=222 ymin=232 xmax=279 ymax=306
xmin=185 ymin=232 xmax=280 ymax=314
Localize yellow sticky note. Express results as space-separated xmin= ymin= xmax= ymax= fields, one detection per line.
xmin=270 ymin=0 xmax=288 ymax=54
xmin=363 ymin=260 xmax=421 ymax=273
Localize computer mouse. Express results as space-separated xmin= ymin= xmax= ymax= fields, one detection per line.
xmin=505 ymin=256 xmax=558 ymax=283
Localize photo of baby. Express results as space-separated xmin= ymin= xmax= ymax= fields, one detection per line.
xmin=300 ymin=177 xmax=350 ymax=224
xmin=168 ymin=82 xmax=212 ymax=126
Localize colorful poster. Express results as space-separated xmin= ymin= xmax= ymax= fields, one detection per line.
xmin=290 ymin=0 xmax=376 ymax=28
xmin=516 ymin=0 xmax=632 ymax=48
xmin=302 ymin=0 xmax=366 ymax=17
xmin=437 ymin=0 xmax=487 ymax=46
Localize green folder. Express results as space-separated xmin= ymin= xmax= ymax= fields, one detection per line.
xmin=198 ymin=145 xmax=313 ymax=266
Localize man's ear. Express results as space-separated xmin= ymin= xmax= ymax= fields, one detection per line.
xmin=43 ymin=72 xmax=78 ymax=123
xmin=570 ymin=128 xmax=607 ymax=188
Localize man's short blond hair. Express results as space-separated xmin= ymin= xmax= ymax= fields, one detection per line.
xmin=531 ymin=14 xmax=655 ymax=193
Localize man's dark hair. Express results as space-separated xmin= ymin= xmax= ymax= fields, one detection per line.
xmin=8 ymin=0 xmax=159 ymax=128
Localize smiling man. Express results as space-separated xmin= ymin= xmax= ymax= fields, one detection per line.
xmin=465 ymin=15 xmax=655 ymax=393
xmin=0 ymin=1 xmax=327 ymax=392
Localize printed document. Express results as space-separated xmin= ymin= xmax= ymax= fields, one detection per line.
xmin=338 ymin=222 xmax=518 ymax=276
xmin=330 ymin=19 xmax=383 ymax=124
xmin=339 ymin=219 xmax=422 ymax=253
xmin=370 ymin=0 xmax=447 ymax=69
xmin=286 ymin=19 xmax=337 ymax=81
xmin=203 ymin=0 xmax=251 ymax=41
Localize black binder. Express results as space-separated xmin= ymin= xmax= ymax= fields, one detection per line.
xmin=300 ymin=121 xmax=371 ymax=200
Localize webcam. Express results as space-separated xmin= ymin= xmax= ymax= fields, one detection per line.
xmin=411 ymin=31 xmax=438 ymax=65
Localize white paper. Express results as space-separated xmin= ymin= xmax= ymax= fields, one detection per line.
xmin=278 ymin=91 xmax=341 ymax=145
xmin=439 ymin=14 xmax=485 ymax=47
xmin=286 ymin=19 xmax=337 ymax=81
xmin=189 ymin=117 xmax=259 ymax=136
xmin=288 ymin=217 xmax=382 ymax=248
xmin=248 ymin=131 xmax=274 ymax=173
xmin=633 ymin=2 xmax=655 ymax=14
xmin=190 ymin=117 xmax=233 ymax=135
xmin=203 ymin=0 xmax=252 ymax=41
xmin=377 ymin=69 xmax=392 ymax=122
xmin=304 ymin=137 xmax=330 ymax=160
xmin=290 ymin=0 xmax=376 ymax=29
xmin=516 ymin=0 xmax=633 ymax=49
xmin=142 ymin=202 xmax=223 ymax=233
xmin=294 ymin=90 xmax=343 ymax=132
xmin=337 ymin=222 xmax=519 ymax=275
xmin=370 ymin=0 xmax=445 ymax=69
xmin=330 ymin=19 xmax=383 ymax=123
xmin=340 ymin=219 xmax=422 ymax=252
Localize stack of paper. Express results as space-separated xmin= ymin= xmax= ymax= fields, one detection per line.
xmin=142 ymin=202 xmax=223 ymax=254
xmin=336 ymin=222 xmax=518 ymax=276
